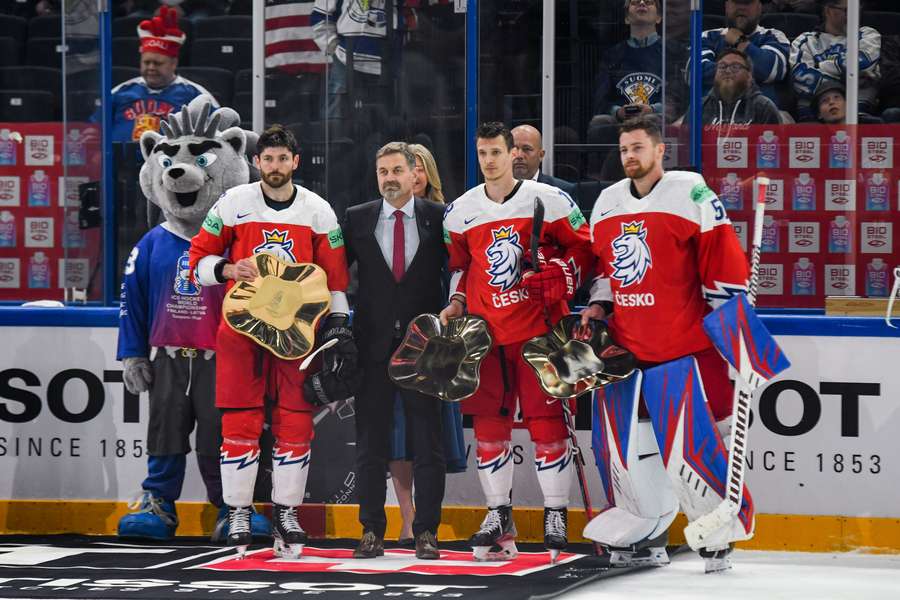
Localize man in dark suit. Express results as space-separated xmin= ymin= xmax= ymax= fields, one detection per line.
xmin=511 ymin=124 xmax=578 ymax=200
xmin=342 ymin=142 xmax=448 ymax=560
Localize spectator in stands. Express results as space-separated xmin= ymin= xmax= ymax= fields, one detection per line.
xmin=790 ymin=0 xmax=880 ymax=122
xmin=311 ymin=0 xmax=410 ymax=120
xmin=701 ymin=48 xmax=782 ymax=124
xmin=409 ymin=143 xmax=446 ymax=204
xmin=511 ymin=125 xmax=578 ymax=199
xmin=814 ymin=81 xmax=846 ymax=123
xmin=104 ymin=7 xmax=217 ymax=142
xmin=700 ymin=0 xmax=790 ymax=103
xmin=763 ymin=0 xmax=817 ymax=13
xmin=590 ymin=0 xmax=665 ymax=126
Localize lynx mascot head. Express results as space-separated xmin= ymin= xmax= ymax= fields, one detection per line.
xmin=138 ymin=95 xmax=259 ymax=237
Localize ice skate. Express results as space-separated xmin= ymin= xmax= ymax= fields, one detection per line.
xmin=212 ymin=505 xmax=272 ymax=543
xmin=117 ymin=491 xmax=178 ymax=541
xmin=605 ymin=532 xmax=669 ymax=568
xmin=226 ymin=506 xmax=253 ymax=559
xmin=543 ymin=507 xmax=568 ymax=563
xmin=272 ymin=504 xmax=307 ymax=559
xmin=700 ymin=544 xmax=734 ymax=573
xmin=469 ymin=505 xmax=518 ymax=561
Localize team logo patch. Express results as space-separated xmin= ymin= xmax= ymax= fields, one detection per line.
xmin=202 ymin=212 xmax=222 ymax=235
xmin=254 ymin=228 xmax=296 ymax=262
xmin=615 ymin=72 xmax=661 ymax=105
xmin=567 ymin=206 xmax=586 ymax=230
xmin=610 ymin=220 xmax=652 ymax=287
xmin=690 ymin=183 xmax=716 ymax=204
xmin=174 ymin=251 xmax=200 ymax=296
xmin=485 ymin=225 xmax=523 ymax=292
xmin=327 ymin=227 xmax=344 ymax=249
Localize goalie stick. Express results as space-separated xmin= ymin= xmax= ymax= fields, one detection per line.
xmin=684 ymin=176 xmax=769 ymax=549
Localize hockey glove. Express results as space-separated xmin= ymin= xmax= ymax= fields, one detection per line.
xmin=304 ymin=314 xmax=363 ymax=407
xmin=522 ymin=257 xmax=576 ymax=307
xmin=320 ymin=313 xmax=359 ymax=372
xmin=123 ymin=356 xmax=153 ymax=395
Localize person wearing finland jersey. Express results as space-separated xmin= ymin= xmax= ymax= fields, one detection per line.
xmin=581 ymin=115 xmax=754 ymax=572
xmin=440 ymin=122 xmax=594 ymax=562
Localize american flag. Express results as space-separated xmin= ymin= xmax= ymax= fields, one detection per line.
xmin=265 ymin=0 xmax=329 ymax=75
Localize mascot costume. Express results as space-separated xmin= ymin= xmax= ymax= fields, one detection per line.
xmin=116 ymin=96 xmax=270 ymax=540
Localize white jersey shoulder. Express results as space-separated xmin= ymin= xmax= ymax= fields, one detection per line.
xmin=444 ymin=185 xmax=485 ymax=233
xmin=296 ymin=185 xmax=339 ymax=233
xmin=519 ymin=179 xmax=579 ymax=223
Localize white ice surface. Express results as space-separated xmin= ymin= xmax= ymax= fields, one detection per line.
xmin=562 ymin=550 xmax=900 ymax=600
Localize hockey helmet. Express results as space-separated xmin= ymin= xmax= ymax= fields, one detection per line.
xmin=522 ymin=315 xmax=637 ymax=398
xmin=388 ymin=313 xmax=493 ymax=402
xmin=222 ymin=253 xmax=331 ymax=360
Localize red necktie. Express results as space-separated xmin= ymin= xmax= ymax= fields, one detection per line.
xmin=392 ymin=209 xmax=405 ymax=281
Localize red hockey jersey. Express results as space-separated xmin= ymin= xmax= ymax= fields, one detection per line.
xmin=188 ymin=182 xmax=349 ymax=304
xmin=588 ymin=171 xmax=748 ymax=363
xmin=444 ymin=179 xmax=593 ymax=346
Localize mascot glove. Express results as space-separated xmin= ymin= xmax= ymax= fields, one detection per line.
xmin=123 ymin=356 xmax=153 ymax=395
xmin=522 ymin=257 xmax=575 ymax=307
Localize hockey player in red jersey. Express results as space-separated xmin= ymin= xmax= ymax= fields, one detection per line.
xmin=189 ymin=125 xmax=355 ymax=559
xmin=440 ymin=122 xmax=593 ymax=562
xmin=581 ymin=115 xmax=753 ymax=572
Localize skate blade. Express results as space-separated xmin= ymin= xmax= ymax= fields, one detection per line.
xmin=549 ymin=548 xmax=561 ymax=564
xmin=473 ymin=536 xmax=518 ymax=562
xmin=232 ymin=545 xmax=249 ymax=560
xmin=609 ymin=547 xmax=669 ymax=568
xmin=273 ymin=539 xmax=304 ymax=559
xmin=704 ymin=555 xmax=733 ymax=573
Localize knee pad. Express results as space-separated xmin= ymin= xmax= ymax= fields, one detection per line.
xmin=525 ymin=416 xmax=567 ymax=444
xmin=585 ymin=372 xmax=679 ymax=548
xmin=272 ymin=406 xmax=313 ymax=446
xmin=221 ymin=407 xmax=264 ymax=445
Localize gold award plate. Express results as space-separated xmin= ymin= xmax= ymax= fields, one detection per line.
xmin=223 ymin=253 xmax=331 ymax=360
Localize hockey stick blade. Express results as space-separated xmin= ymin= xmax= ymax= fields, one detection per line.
xmin=298 ymin=338 xmax=338 ymax=371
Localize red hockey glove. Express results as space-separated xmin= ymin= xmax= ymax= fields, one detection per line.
xmin=522 ymin=257 xmax=575 ymax=307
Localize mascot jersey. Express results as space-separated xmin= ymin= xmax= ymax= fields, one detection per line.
xmin=105 ymin=76 xmax=217 ymax=143
xmin=589 ymin=170 xmax=748 ymax=363
xmin=118 ymin=222 xmax=224 ymax=358
xmin=444 ymin=179 xmax=593 ymax=346
xmin=188 ymin=182 xmax=349 ymax=294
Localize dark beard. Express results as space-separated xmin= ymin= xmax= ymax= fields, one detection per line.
xmin=717 ymin=80 xmax=747 ymax=104
xmin=624 ymin=161 xmax=653 ymax=180
xmin=262 ymin=171 xmax=291 ymax=188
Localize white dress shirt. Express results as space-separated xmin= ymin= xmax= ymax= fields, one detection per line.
xmin=374 ymin=196 xmax=419 ymax=274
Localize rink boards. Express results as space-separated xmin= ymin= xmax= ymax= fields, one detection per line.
xmin=0 ymin=308 xmax=898 ymax=552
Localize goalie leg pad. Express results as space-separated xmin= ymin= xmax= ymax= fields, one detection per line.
xmin=220 ymin=408 xmax=264 ymax=508
xmin=584 ymin=372 xmax=679 ymax=547
xmin=703 ymin=294 xmax=791 ymax=387
xmin=474 ymin=415 xmax=514 ymax=507
xmin=642 ymin=357 xmax=754 ymax=543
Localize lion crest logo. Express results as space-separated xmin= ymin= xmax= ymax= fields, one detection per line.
xmin=254 ymin=228 xmax=296 ymax=262
xmin=610 ymin=220 xmax=652 ymax=287
xmin=485 ymin=225 xmax=523 ymax=292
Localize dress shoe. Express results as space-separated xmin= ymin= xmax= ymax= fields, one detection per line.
xmin=353 ymin=531 xmax=384 ymax=558
xmin=415 ymin=530 xmax=440 ymax=559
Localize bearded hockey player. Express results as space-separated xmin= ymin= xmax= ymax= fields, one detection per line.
xmin=581 ymin=115 xmax=753 ymax=572
xmin=440 ymin=122 xmax=593 ymax=562
xmin=189 ymin=125 xmax=355 ymax=559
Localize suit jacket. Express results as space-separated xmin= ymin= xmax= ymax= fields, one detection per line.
xmin=537 ymin=171 xmax=578 ymax=202
xmin=343 ymin=197 xmax=447 ymax=364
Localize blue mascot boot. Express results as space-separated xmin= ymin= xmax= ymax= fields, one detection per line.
xmin=211 ymin=505 xmax=272 ymax=543
xmin=117 ymin=491 xmax=178 ymax=540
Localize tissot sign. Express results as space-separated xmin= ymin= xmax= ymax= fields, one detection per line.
xmin=0 ymin=326 xmax=898 ymax=518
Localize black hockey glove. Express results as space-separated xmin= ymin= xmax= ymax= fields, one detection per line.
xmin=303 ymin=314 xmax=363 ymax=407
xmin=320 ymin=313 xmax=359 ymax=373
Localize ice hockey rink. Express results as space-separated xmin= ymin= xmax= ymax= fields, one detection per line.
xmin=562 ymin=550 xmax=900 ymax=600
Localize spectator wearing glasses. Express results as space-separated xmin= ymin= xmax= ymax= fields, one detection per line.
xmin=699 ymin=0 xmax=791 ymax=104
xmin=791 ymin=0 xmax=881 ymax=122
xmin=701 ymin=49 xmax=782 ymax=124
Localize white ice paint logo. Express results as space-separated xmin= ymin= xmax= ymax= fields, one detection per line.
xmin=789 ymin=137 xmax=820 ymax=169
xmin=484 ymin=225 xmax=523 ymax=292
xmin=610 ymin=220 xmax=652 ymax=288
xmin=862 ymin=137 xmax=893 ymax=169
xmin=717 ymin=137 xmax=747 ymax=169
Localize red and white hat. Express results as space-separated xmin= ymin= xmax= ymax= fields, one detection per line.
xmin=137 ymin=6 xmax=186 ymax=58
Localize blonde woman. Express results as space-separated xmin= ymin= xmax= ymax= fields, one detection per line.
xmin=390 ymin=143 xmax=465 ymax=545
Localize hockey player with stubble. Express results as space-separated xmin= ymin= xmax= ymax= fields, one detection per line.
xmin=189 ymin=125 xmax=356 ymax=559
xmin=440 ymin=122 xmax=593 ymax=562
xmin=580 ymin=115 xmax=755 ymax=570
